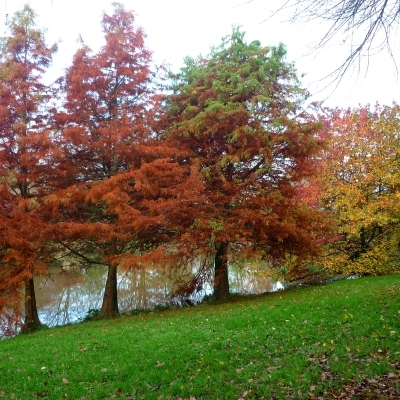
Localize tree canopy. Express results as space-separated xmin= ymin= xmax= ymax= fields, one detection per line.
xmin=1 ymin=4 xmax=398 ymax=330
xmin=316 ymin=104 xmax=400 ymax=275
xmin=51 ymin=3 xmax=202 ymax=318
xmin=0 ymin=4 xmax=58 ymax=325
xmin=165 ymin=28 xmax=329 ymax=299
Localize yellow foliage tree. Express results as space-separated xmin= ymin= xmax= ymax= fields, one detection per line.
xmin=318 ymin=104 xmax=400 ymax=275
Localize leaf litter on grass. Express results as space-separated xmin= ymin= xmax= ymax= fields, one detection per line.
xmin=0 ymin=275 xmax=399 ymax=400
xmin=316 ymin=371 xmax=400 ymax=399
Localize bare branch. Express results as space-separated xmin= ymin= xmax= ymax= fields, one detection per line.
xmin=260 ymin=0 xmax=400 ymax=85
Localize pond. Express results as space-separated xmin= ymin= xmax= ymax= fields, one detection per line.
xmin=34 ymin=264 xmax=283 ymax=327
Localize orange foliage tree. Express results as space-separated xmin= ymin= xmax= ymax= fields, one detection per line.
xmin=165 ymin=28 xmax=328 ymax=299
xmin=317 ymin=104 xmax=400 ymax=275
xmin=53 ymin=3 xmax=201 ymax=318
xmin=0 ymin=5 xmax=58 ymax=325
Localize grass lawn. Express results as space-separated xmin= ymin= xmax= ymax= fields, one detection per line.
xmin=0 ymin=275 xmax=399 ymax=399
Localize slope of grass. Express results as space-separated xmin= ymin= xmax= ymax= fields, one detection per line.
xmin=0 ymin=275 xmax=399 ymax=399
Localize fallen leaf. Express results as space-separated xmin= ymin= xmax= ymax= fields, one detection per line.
xmin=238 ymin=390 xmax=250 ymax=399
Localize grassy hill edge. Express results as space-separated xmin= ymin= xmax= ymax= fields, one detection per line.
xmin=0 ymin=274 xmax=399 ymax=399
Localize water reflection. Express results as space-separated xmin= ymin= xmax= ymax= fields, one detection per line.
xmin=35 ymin=264 xmax=282 ymax=327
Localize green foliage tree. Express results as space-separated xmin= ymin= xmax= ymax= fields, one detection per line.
xmin=165 ymin=28 xmax=328 ymax=299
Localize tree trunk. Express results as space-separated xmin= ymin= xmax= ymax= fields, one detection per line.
xmin=213 ymin=242 xmax=230 ymax=300
xmin=360 ymin=226 xmax=367 ymax=253
xmin=24 ymin=278 xmax=41 ymax=325
xmin=99 ymin=264 xmax=119 ymax=318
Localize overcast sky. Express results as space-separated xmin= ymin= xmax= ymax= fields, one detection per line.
xmin=1 ymin=0 xmax=399 ymax=108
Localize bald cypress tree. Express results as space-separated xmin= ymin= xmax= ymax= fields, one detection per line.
xmin=0 ymin=5 xmax=57 ymax=326
xmin=165 ymin=28 xmax=327 ymax=299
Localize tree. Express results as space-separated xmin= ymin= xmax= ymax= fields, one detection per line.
xmin=54 ymin=3 xmax=154 ymax=318
xmin=0 ymin=5 xmax=58 ymax=326
xmin=165 ymin=28 xmax=328 ymax=300
xmin=272 ymin=0 xmax=400 ymax=81
xmin=54 ymin=3 xmax=201 ymax=318
xmin=317 ymin=104 xmax=400 ymax=275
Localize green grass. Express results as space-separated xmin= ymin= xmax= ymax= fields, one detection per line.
xmin=0 ymin=275 xmax=399 ymax=399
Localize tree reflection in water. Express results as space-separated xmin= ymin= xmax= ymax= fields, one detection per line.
xmin=34 ymin=263 xmax=281 ymax=327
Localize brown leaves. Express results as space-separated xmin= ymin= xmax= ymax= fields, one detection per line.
xmin=238 ymin=390 xmax=251 ymax=399
xmin=307 ymin=349 xmax=400 ymax=399
xmin=330 ymin=373 xmax=400 ymax=399
xmin=308 ymin=352 xmax=336 ymax=384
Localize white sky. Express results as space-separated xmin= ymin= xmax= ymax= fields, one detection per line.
xmin=1 ymin=0 xmax=399 ymax=108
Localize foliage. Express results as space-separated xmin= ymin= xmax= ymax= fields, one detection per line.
xmin=80 ymin=308 xmax=100 ymax=322
xmin=165 ymin=27 xmax=329 ymax=298
xmin=0 ymin=309 xmax=21 ymax=338
xmin=51 ymin=3 xmax=202 ymax=318
xmin=56 ymin=2 xmax=157 ymax=184
xmin=0 ymin=275 xmax=398 ymax=399
xmin=0 ymin=4 xmax=58 ymax=323
xmin=317 ymin=104 xmax=400 ymax=275
xmin=5 ymin=3 xmax=399 ymax=329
